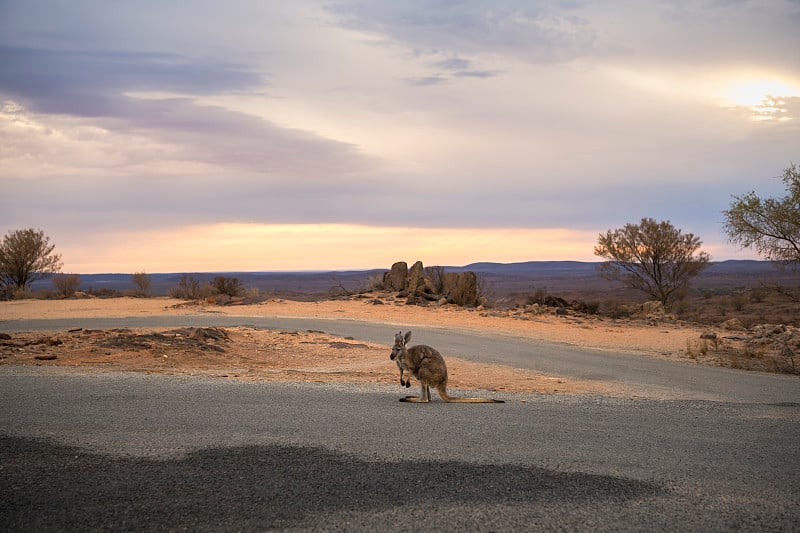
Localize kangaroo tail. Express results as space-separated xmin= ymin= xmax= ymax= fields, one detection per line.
xmin=437 ymin=384 xmax=504 ymax=403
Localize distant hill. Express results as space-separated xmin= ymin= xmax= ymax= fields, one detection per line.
xmin=454 ymin=260 xmax=795 ymax=298
xmin=452 ymin=261 xmax=596 ymax=275
xmin=28 ymin=260 xmax=793 ymax=299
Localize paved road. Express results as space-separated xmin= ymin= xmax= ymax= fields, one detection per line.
xmin=3 ymin=314 xmax=799 ymax=403
xmin=1 ymin=368 xmax=798 ymax=531
xmin=2 ymin=315 xmax=799 ymax=530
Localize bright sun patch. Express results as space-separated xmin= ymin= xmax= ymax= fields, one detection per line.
xmin=723 ymin=79 xmax=799 ymax=121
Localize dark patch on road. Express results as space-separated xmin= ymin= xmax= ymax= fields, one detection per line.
xmin=1 ymin=434 xmax=663 ymax=530
xmin=96 ymin=327 xmax=230 ymax=353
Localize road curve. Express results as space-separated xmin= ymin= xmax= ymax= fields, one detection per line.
xmin=2 ymin=313 xmax=799 ymax=530
xmin=2 ymin=314 xmax=799 ymax=403
xmin=1 ymin=368 xmax=798 ymax=531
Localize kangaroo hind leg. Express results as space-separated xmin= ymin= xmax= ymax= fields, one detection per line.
xmin=399 ymin=381 xmax=430 ymax=403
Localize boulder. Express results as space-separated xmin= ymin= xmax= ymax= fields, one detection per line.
xmin=405 ymin=261 xmax=427 ymax=296
xmin=721 ymin=318 xmax=745 ymax=331
xmin=525 ymin=303 xmax=541 ymax=315
xmin=752 ymin=324 xmax=787 ymax=338
xmin=442 ymin=271 xmax=479 ymax=307
xmin=383 ymin=261 xmax=408 ymax=292
xmin=641 ymin=301 xmax=665 ymax=317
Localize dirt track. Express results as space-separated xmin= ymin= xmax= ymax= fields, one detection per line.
xmin=0 ymin=296 xmax=742 ymax=395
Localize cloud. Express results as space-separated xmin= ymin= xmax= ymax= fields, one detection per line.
xmin=452 ymin=69 xmax=499 ymax=79
xmin=404 ymin=76 xmax=449 ymax=86
xmin=0 ymin=42 xmax=380 ymax=235
xmin=326 ymin=0 xmax=800 ymax=76
xmin=431 ymin=56 xmax=500 ymax=79
xmin=0 ymin=46 xmax=261 ymax=116
xmin=0 ymin=44 xmax=376 ymax=179
xmin=436 ymin=57 xmax=472 ymax=71
xmin=0 ymin=1 xmax=797 ymax=270
xmin=326 ymin=0 xmax=597 ymax=64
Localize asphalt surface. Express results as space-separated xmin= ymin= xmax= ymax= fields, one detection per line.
xmin=2 ymin=315 xmax=799 ymax=530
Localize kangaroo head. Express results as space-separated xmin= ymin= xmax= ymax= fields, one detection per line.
xmin=390 ymin=331 xmax=412 ymax=360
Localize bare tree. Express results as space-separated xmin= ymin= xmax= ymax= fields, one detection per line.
xmin=723 ymin=163 xmax=800 ymax=264
xmin=52 ymin=273 xmax=81 ymax=298
xmin=171 ymin=274 xmax=203 ymax=300
xmin=131 ymin=271 xmax=152 ymax=296
xmin=0 ymin=228 xmax=63 ymax=293
xmin=594 ymin=218 xmax=710 ymax=308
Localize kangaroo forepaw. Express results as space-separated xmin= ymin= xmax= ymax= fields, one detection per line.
xmin=400 ymin=378 xmax=406 ymax=386
xmin=405 ymin=380 xmax=411 ymax=388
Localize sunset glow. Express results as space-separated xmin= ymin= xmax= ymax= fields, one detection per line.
xmin=724 ymin=79 xmax=797 ymax=108
xmin=1 ymin=1 xmax=797 ymax=272
xmin=59 ymin=224 xmax=601 ymax=274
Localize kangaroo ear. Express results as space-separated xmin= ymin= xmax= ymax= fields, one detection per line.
xmin=404 ymin=331 xmax=412 ymax=344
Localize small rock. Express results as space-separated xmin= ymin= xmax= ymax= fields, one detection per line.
xmin=641 ymin=301 xmax=665 ymax=316
xmin=35 ymin=337 xmax=63 ymax=346
xmin=721 ymin=319 xmax=744 ymax=331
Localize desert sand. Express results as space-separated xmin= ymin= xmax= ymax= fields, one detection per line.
xmin=0 ymin=296 xmax=727 ymax=398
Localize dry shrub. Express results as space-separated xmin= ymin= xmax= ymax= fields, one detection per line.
xmin=171 ymin=274 xmax=203 ymax=300
xmin=211 ymin=276 xmax=244 ymax=297
xmin=131 ymin=271 xmax=151 ymax=297
xmin=52 ymin=274 xmax=81 ymax=298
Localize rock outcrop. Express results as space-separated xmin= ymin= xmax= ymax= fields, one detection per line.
xmin=383 ymin=261 xmax=408 ymax=291
xmin=442 ymin=271 xmax=479 ymax=307
xmin=405 ymin=261 xmax=427 ymax=296
xmin=381 ymin=260 xmax=479 ymax=307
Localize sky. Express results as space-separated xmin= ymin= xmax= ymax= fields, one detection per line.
xmin=1 ymin=0 xmax=798 ymax=273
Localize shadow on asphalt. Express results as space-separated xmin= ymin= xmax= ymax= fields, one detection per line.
xmin=2 ymin=435 xmax=663 ymax=530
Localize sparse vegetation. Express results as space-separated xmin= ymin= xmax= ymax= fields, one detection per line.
xmin=0 ymin=228 xmax=63 ymax=298
xmin=171 ymin=274 xmax=203 ymax=300
xmin=52 ymin=274 xmax=81 ymax=298
xmin=210 ymin=276 xmax=244 ymax=298
xmin=365 ymin=273 xmax=385 ymax=291
xmin=84 ymin=287 xmax=121 ymax=298
xmin=595 ymin=218 xmax=710 ymax=308
xmin=724 ymin=162 xmax=800 ymax=265
xmin=425 ymin=266 xmax=446 ymax=295
xmin=131 ymin=271 xmax=152 ymax=297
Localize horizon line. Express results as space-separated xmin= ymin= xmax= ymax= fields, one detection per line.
xmin=56 ymin=257 xmax=772 ymax=276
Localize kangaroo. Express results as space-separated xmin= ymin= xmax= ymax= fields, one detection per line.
xmin=390 ymin=331 xmax=504 ymax=403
